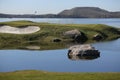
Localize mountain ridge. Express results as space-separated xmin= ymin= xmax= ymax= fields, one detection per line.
xmin=0 ymin=7 xmax=120 ymax=18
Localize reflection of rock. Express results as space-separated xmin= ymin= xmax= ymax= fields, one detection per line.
xmin=64 ymin=29 xmax=87 ymax=43
xmin=68 ymin=44 xmax=100 ymax=58
xmin=93 ymin=34 xmax=103 ymax=41
xmin=26 ymin=46 xmax=40 ymax=50
xmin=68 ymin=54 xmax=100 ymax=60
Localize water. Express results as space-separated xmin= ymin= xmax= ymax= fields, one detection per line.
xmin=0 ymin=18 xmax=120 ymax=72
xmin=0 ymin=18 xmax=120 ymax=28
xmin=0 ymin=39 xmax=120 ymax=72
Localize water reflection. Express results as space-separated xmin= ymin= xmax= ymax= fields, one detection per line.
xmin=25 ymin=46 xmax=40 ymax=50
xmin=0 ymin=42 xmax=67 ymax=50
xmin=0 ymin=39 xmax=120 ymax=72
xmin=68 ymin=54 xmax=100 ymax=60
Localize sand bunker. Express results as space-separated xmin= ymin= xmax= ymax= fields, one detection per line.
xmin=0 ymin=25 xmax=40 ymax=34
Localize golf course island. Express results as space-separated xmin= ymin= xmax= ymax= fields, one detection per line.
xmin=0 ymin=20 xmax=120 ymax=50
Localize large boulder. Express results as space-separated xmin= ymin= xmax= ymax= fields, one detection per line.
xmin=64 ymin=29 xmax=80 ymax=38
xmin=68 ymin=44 xmax=100 ymax=56
xmin=64 ymin=29 xmax=88 ymax=43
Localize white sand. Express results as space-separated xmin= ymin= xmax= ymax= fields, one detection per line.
xmin=0 ymin=25 xmax=40 ymax=34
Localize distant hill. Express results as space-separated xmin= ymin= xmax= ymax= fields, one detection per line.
xmin=0 ymin=7 xmax=120 ymax=18
xmin=58 ymin=7 xmax=120 ymax=18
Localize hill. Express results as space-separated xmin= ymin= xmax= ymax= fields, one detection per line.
xmin=58 ymin=7 xmax=120 ymax=18
xmin=0 ymin=7 xmax=120 ymax=18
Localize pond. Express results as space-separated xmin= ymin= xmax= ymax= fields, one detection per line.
xmin=0 ymin=18 xmax=120 ymax=28
xmin=0 ymin=18 xmax=120 ymax=72
xmin=0 ymin=39 xmax=120 ymax=72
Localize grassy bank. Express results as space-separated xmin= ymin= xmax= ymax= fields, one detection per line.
xmin=0 ymin=70 xmax=120 ymax=80
xmin=0 ymin=20 xmax=120 ymax=50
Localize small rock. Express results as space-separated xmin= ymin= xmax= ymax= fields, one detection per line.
xmin=53 ymin=38 xmax=61 ymax=42
xmin=93 ymin=34 xmax=103 ymax=41
xmin=74 ymin=32 xmax=88 ymax=43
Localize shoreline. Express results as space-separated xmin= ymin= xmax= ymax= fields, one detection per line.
xmin=0 ymin=70 xmax=120 ymax=80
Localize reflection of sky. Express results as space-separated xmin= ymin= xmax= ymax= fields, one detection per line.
xmin=93 ymin=39 xmax=120 ymax=51
xmin=0 ymin=39 xmax=120 ymax=72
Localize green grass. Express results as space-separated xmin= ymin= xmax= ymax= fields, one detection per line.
xmin=0 ymin=20 xmax=120 ymax=50
xmin=0 ymin=70 xmax=120 ymax=80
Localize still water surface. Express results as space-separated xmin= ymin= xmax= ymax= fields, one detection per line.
xmin=0 ymin=18 xmax=120 ymax=28
xmin=0 ymin=39 xmax=120 ymax=72
xmin=0 ymin=18 xmax=120 ymax=72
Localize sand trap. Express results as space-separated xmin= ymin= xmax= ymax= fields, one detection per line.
xmin=0 ymin=25 xmax=40 ymax=34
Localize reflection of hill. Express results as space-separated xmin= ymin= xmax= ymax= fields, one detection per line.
xmin=68 ymin=54 xmax=100 ymax=60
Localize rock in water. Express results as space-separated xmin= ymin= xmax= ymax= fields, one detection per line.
xmin=68 ymin=44 xmax=100 ymax=56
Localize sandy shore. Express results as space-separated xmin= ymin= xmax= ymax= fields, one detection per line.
xmin=0 ymin=25 xmax=40 ymax=34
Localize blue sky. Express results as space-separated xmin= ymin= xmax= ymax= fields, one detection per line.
xmin=0 ymin=0 xmax=120 ymax=14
